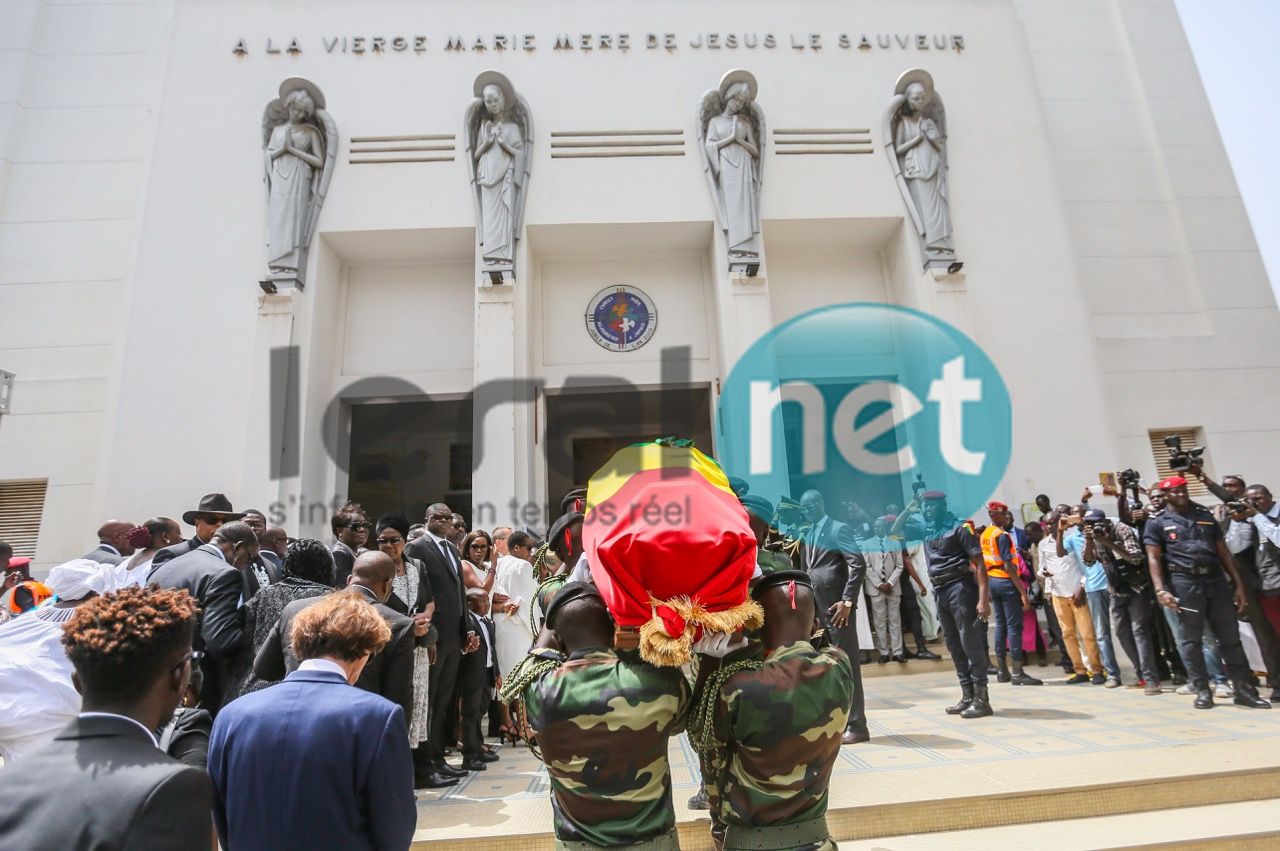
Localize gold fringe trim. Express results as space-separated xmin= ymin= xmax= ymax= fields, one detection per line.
xmin=638 ymin=597 xmax=767 ymax=668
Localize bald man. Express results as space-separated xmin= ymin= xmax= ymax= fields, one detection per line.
xmin=254 ymin=551 xmax=415 ymax=723
xmin=83 ymin=521 xmax=135 ymax=565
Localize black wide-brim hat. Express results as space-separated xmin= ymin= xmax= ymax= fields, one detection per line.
xmin=182 ymin=493 xmax=246 ymax=526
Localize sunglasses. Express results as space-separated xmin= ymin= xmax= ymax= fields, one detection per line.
xmin=377 ymin=536 xmax=404 ymax=546
xmin=468 ymin=542 xmax=488 ymax=550
xmin=347 ymin=522 xmax=370 ymax=531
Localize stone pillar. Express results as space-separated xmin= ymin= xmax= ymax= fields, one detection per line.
xmin=472 ymin=284 xmax=519 ymax=529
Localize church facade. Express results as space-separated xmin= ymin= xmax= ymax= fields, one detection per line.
xmin=2 ymin=0 xmax=1278 ymax=565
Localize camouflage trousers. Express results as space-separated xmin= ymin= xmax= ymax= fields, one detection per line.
xmin=554 ymin=829 xmax=680 ymax=851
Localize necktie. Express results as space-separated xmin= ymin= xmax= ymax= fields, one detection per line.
xmin=439 ymin=541 xmax=455 ymax=573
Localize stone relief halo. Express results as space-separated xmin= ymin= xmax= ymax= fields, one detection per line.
xmin=894 ymin=68 xmax=935 ymax=99
xmin=718 ymin=69 xmax=758 ymax=101
xmin=278 ymin=76 xmax=326 ymax=111
xmin=473 ymin=70 xmax=517 ymax=105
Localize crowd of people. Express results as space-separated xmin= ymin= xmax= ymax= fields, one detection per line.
xmin=0 ymin=450 xmax=1276 ymax=850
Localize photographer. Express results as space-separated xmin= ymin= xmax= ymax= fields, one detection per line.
xmin=1226 ymin=484 xmax=1280 ymax=702
xmin=1082 ymin=510 xmax=1161 ymax=694
xmin=1143 ymin=476 xmax=1270 ymax=709
xmin=1059 ymin=505 xmax=1123 ymax=687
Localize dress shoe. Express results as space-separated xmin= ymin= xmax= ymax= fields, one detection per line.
xmin=878 ymin=654 xmax=890 ymax=664
xmin=1194 ymin=690 xmax=1215 ymax=710
xmin=461 ymin=758 xmax=489 ymax=771
xmin=893 ymin=654 xmax=908 ymax=663
xmin=900 ymin=648 xmax=917 ymax=659
xmin=842 ymin=728 xmax=870 ymax=745
xmin=687 ymin=789 xmax=710 ymax=810
xmin=915 ymin=648 xmax=941 ymax=661
xmin=1234 ymin=685 xmax=1272 ymax=709
xmin=436 ymin=761 xmax=467 ymax=778
xmin=478 ymin=750 xmax=500 ymax=763
xmin=417 ymin=771 xmax=460 ymax=789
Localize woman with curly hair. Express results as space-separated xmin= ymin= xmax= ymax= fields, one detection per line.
xmin=224 ymin=538 xmax=335 ymax=700
xmin=0 ymin=586 xmax=213 ymax=850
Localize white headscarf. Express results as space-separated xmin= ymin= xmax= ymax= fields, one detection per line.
xmin=44 ymin=558 xmax=120 ymax=601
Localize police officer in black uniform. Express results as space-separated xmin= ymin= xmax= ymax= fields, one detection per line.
xmin=1144 ymin=475 xmax=1270 ymax=710
xmin=901 ymin=491 xmax=992 ymax=718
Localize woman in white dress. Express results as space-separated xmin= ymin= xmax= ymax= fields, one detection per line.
xmin=491 ymin=530 xmax=539 ymax=675
xmin=491 ymin=530 xmax=539 ymax=741
xmin=459 ymin=530 xmax=497 ymax=597
xmin=116 ymin=517 xmax=182 ymax=587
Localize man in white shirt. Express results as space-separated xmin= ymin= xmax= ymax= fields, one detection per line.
xmin=1038 ymin=512 xmax=1103 ymax=684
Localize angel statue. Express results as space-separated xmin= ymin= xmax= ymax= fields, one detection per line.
xmin=883 ymin=69 xmax=961 ymax=273
xmin=465 ymin=71 xmax=532 ymax=285
xmin=260 ymin=77 xmax=337 ymax=292
xmin=697 ymin=69 xmax=765 ymax=277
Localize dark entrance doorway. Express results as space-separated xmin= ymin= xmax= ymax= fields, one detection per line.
xmin=347 ymin=397 xmax=474 ymax=527
xmin=543 ymin=386 xmax=713 ymax=516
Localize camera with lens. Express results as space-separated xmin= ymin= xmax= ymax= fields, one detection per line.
xmin=1164 ymin=435 xmax=1205 ymax=473
xmin=1117 ymin=468 xmax=1141 ymax=490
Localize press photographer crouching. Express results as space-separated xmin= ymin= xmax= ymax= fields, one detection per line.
xmin=1226 ymin=484 xmax=1280 ymax=702
xmin=1143 ymin=476 xmax=1270 ymax=709
xmin=1082 ymin=510 xmax=1161 ymax=695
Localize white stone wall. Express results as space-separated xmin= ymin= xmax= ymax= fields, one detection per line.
xmin=1015 ymin=0 xmax=1280 ymax=493
xmin=0 ymin=0 xmax=174 ymax=566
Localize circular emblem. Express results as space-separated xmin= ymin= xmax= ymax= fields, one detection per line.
xmin=586 ymin=286 xmax=657 ymax=352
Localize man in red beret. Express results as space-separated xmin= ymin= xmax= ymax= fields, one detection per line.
xmin=1144 ymin=476 xmax=1270 ymax=709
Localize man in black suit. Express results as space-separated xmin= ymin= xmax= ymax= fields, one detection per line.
xmin=148 ymin=520 xmax=259 ymax=715
xmin=0 ymin=586 xmax=213 ymax=850
xmin=459 ymin=587 xmax=499 ymax=771
xmin=82 ymin=520 xmax=134 ymax=565
xmin=406 ymin=501 xmax=479 ymax=779
xmin=799 ymin=489 xmax=870 ymax=744
xmin=255 ymin=551 xmax=415 ymax=723
xmin=151 ymin=492 xmax=246 ymax=568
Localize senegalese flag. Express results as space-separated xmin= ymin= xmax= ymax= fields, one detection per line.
xmin=583 ymin=438 xmax=761 ymax=667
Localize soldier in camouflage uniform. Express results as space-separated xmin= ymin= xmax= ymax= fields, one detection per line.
xmin=505 ymin=582 xmax=691 ymax=850
xmin=741 ymin=494 xmax=792 ymax=576
xmin=530 ymin=510 xmax=585 ymax=633
xmin=691 ymin=570 xmax=853 ymax=851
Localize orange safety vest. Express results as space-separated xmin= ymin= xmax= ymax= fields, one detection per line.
xmin=980 ymin=525 xmax=1013 ymax=579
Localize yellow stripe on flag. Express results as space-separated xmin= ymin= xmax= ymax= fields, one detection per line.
xmin=585 ymin=444 xmax=732 ymax=514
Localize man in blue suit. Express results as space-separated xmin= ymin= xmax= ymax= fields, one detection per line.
xmin=209 ymin=593 xmax=417 ymax=851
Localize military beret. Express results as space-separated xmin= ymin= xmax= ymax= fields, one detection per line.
xmin=739 ymin=494 xmax=774 ymax=523
xmin=922 ymin=490 xmax=947 ymax=501
xmin=546 ymin=511 xmax=584 ymax=554
xmin=1157 ymin=475 xmax=1187 ymax=490
xmin=727 ymin=477 xmax=751 ymax=497
xmin=544 ymin=580 xmax=603 ymax=629
xmin=750 ymin=569 xmax=813 ymax=601
xmin=560 ymin=487 xmax=587 ymax=515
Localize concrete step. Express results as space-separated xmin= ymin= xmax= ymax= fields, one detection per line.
xmin=837 ymin=799 xmax=1280 ymax=850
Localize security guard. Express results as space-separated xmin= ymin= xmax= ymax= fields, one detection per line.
xmin=1143 ymin=476 xmax=1270 ymax=710
xmin=503 ymin=582 xmax=691 ymax=850
xmin=690 ymin=570 xmax=852 ymax=851
xmin=906 ymin=491 xmax=993 ymax=718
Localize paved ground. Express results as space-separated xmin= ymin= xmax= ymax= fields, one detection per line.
xmin=413 ymin=663 xmax=1280 ymax=846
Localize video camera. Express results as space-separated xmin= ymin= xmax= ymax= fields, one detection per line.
xmin=1164 ymin=435 xmax=1205 ymax=473
xmin=911 ymin=473 xmax=926 ymax=499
